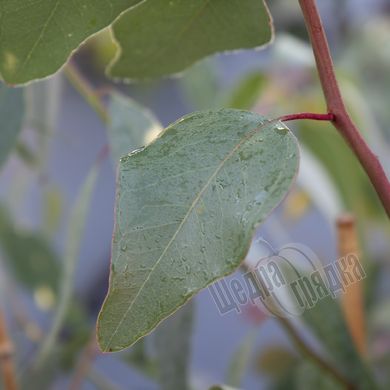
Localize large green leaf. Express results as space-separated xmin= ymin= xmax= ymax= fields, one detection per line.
xmin=0 ymin=83 xmax=24 ymax=168
xmin=109 ymin=0 xmax=273 ymax=81
xmin=97 ymin=109 xmax=299 ymax=351
xmin=0 ymin=0 xmax=142 ymax=84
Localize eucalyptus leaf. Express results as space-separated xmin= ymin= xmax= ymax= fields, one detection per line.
xmin=180 ymin=59 xmax=220 ymax=110
xmin=24 ymin=74 xmax=63 ymax=166
xmin=0 ymin=83 xmax=24 ymax=168
xmin=155 ymin=300 xmax=194 ymax=390
xmin=124 ymin=338 xmax=158 ymax=379
xmin=97 ymin=109 xmax=299 ymax=352
xmin=108 ymin=92 xmax=163 ymax=164
xmin=299 ymin=122 xmax=384 ymax=219
xmin=109 ymin=0 xmax=273 ymax=81
xmin=0 ymin=0 xmax=142 ymax=84
xmin=224 ymin=73 xmax=266 ymax=110
xmin=0 ymin=206 xmax=59 ymax=292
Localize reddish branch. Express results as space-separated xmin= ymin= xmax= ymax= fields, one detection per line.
xmin=292 ymin=0 xmax=390 ymax=217
xmin=279 ymin=112 xmax=334 ymax=122
xmin=0 ymin=311 xmax=17 ymax=390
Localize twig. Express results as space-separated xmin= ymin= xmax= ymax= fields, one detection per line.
xmin=87 ymin=367 xmax=122 ymax=390
xmin=298 ymin=0 xmax=390 ymax=217
xmin=277 ymin=316 xmax=355 ymax=390
xmin=279 ymin=112 xmax=334 ymax=122
xmin=0 ymin=311 xmax=18 ymax=390
xmin=64 ymin=61 xmax=109 ymax=124
xmin=70 ymin=331 xmax=100 ymax=390
xmin=240 ymin=264 xmax=354 ymax=389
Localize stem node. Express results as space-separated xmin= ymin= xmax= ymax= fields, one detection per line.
xmin=298 ymin=0 xmax=390 ymax=217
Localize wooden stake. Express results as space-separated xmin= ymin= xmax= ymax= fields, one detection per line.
xmin=336 ymin=214 xmax=366 ymax=357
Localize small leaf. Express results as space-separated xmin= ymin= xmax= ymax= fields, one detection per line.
xmin=97 ymin=109 xmax=299 ymax=351
xmin=0 ymin=206 xmax=59 ymax=292
xmin=43 ymin=185 xmax=63 ymax=238
xmin=107 ymin=92 xmax=163 ymax=164
xmin=299 ymin=117 xmax=384 ymax=219
xmin=155 ymin=300 xmax=194 ymax=390
xmin=109 ymin=0 xmax=273 ymax=81
xmin=25 ymin=74 xmax=62 ymax=135
xmin=224 ymin=73 xmax=267 ymax=110
xmin=124 ymin=338 xmax=158 ymax=379
xmin=0 ymin=0 xmax=143 ymax=84
xmin=180 ymin=59 xmax=220 ymax=110
xmin=0 ymin=83 xmax=24 ymax=168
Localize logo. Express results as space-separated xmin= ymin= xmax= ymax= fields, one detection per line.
xmin=208 ymin=239 xmax=366 ymax=318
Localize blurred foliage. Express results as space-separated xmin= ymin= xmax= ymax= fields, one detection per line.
xmin=107 ymin=92 xmax=163 ymax=164
xmin=227 ymin=329 xmax=257 ymax=388
xmin=179 ymin=59 xmax=221 ymax=110
xmin=257 ymin=346 xmax=297 ymax=379
xmin=223 ymin=73 xmax=267 ymax=111
xmin=155 ymin=301 xmax=194 ymax=390
xmin=293 ymin=360 xmax=342 ymax=390
xmin=0 ymin=84 xmax=25 ymax=169
xmin=0 ymin=206 xmax=60 ymax=293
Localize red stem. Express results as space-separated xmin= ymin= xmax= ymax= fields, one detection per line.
xmin=298 ymin=0 xmax=390 ymax=218
xmin=280 ymin=112 xmax=334 ymax=122
xmin=0 ymin=311 xmax=17 ymax=390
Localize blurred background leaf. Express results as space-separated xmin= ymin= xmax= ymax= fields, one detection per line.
xmin=0 ymin=84 xmax=24 ymax=169
xmin=107 ymin=92 xmax=163 ymax=164
xmin=0 ymin=206 xmax=59 ymax=294
xmin=155 ymin=300 xmax=194 ymax=390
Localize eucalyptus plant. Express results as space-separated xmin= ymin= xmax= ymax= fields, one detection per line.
xmin=0 ymin=0 xmax=389 ymax=389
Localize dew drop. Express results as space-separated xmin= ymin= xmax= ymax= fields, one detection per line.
xmin=275 ymin=123 xmax=288 ymax=135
